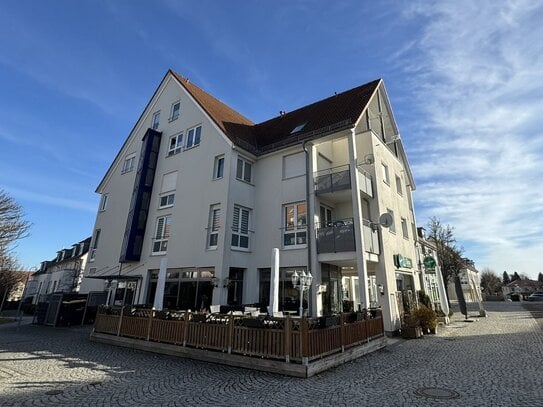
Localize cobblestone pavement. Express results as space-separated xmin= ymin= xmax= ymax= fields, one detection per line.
xmin=1 ymin=301 xmax=542 ymax=407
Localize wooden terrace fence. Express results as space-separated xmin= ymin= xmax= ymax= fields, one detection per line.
xmin=94 ymin=306 xmax=385 ymax=364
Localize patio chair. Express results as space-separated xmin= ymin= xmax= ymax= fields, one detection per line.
xmin=210 ymin=305 xmax=220 ymax=314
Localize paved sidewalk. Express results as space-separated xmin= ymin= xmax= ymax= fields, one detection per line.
xmin=0 ymin=301 xmax=542 ymax=406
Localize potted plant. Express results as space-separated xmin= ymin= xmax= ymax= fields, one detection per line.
xmin=401 ymin=313 xmax=423 ymax=339
xmin=412 ymin=305 xmax=437 ymax=335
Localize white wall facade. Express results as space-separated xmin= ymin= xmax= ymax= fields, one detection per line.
xmin=83 ymin=74 xmax=421 ymax=333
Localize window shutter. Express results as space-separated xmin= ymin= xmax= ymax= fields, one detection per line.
xmin=156 ymin=217 xmax=165 ymax=239
xmin=212 ymin=208 xmax=220 ymax=231
xmin=232 ymin=206 xmax=240 ymax=232
xmin=240 ymin=209 xmax=249 ymax=234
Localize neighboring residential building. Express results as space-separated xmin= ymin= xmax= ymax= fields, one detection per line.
xmin=502 ymin=278 xmax=541 ymax=298
xmin=415 ymin=227 xmax=449 ymax=315
xmin=26 ymin=237 xmax=91 ymax=304
xmin=447 ymin=260 xmax=483 ymax=303
xmin=81 ymin=69 xmax=421 ymax=333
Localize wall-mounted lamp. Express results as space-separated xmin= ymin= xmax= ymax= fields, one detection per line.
xmin=211 ymin=277 xmax=219 ymax=288
xmin=223 ymin=277 xmax=231 ymax=288
xmin=377 ymin=284 xmax=385 ymax=296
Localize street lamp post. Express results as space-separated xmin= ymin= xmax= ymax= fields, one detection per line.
xmin=291 ymin=270 xmax=313 ymax=317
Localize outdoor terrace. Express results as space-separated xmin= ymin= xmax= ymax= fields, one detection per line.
xmin=91 ymin=306 xmax=385 ymax=377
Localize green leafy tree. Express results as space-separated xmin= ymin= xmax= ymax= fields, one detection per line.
xmin=503 ymin=271 xmax=511 ymax=285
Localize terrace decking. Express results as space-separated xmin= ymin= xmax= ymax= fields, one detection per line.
xmin=90 ymin=306 xmax=386 ymax=377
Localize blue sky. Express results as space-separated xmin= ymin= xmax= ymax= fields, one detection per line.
xmin=1 ymin=1 xmax=542 ymax=279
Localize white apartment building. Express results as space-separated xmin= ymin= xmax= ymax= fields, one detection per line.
xmin=81 ymin=70 xmax=421 ymax=333
xmin=26 ymin=237 xmax=91 ymax=304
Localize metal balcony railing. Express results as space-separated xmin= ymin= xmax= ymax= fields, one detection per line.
xmin=314 ymin=165 xmax=351 ymax=195
xmin=316 ymin=218 xmax=380 ymax=255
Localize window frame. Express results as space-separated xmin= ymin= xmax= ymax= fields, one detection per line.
xmin=283 ymin=202 xmax=307 ymax=247
xmin=170 ymin=101 xmax=181 ymax=122
xmin=395 ymin=174 xmax=403 ymax=195
xmin=401 ymin=217 xmax=409 ymax=239
xmin=99 ymin=194 xmax=108 ymax=212
xmin=208 ymin=204 xmax=221 ymax=249
xmin=121 ymin=155 xmax=136 ymax=174
xmin=231 ymin=205 xmax=251 ymax=251
xmin=159 ymin=193 xmax=175 ymax=209
xmin=213 ymin=155 xmax=225 ymax=180
xmin=185 ymin=125 xmax=202 ymax=149
xmin=90 ymin=229 xmax=101 ymax=261
xmin=381 ymin=162 xmax=390 ymax=185
xmin=236 ymin=156 xmax=252 ymax=183
xmin=152 ymin=215 xmax=171 ymax=255
xmin=168 ymin=133 xmax=183 ymax=156
xmin=387 ymin=209 xmax=396 ymax=234
xmin=152 ymin=111 xmax=160 ymax=130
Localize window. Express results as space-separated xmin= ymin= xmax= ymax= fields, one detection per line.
xmin=319 ymin=205 xmax=333 ymax=227
xmin=99 ymin=194 xmax=108 ymax=211
xmin=236 ymin=157 xmax=252 ymax=183
xmin=185 ymin=125 xmax=202 ymax=149
xmin=283 ymin=202 xmax=307 ymax=246
xmin=208 ymin=205 xmax=221 ymax=248
xmin=122 ymin=155 xmax=136 ymax=174
xmin=159 ymin=193 xmax=175 ymax=208
xmin=291 ymin=123 xmax=306 ymax=133
xmin=168 ymin=134 xmax=183 ymax=156
xmin=382 ymin=162 xmax=390 ymax=184
xmin=170 ymin=101 xmax=180 ymax=121
xmin=396 ymin=175 xmax=403 ymax=195
xmin=213 ymin=155 xmax=225 ymax=179
xmin=152 ymin=111 xmax=160 ymax=130
xmin=152 ymin=215 xmax=171 ymax=254
xmin=90 ymin=229 xmax=101 ymax=261
xmin=231 ymin=205 xmax=250 ymax=250
xmin=401 ymin=218 xmax=409 ymax=239
xmin=387 ymin=209 xmax=396 ymax=233
xmin=283 ymin=152 xmax=305 ymax=179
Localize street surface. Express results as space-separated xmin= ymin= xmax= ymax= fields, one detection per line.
xmin=1 ymin=301 xmax=542 ymax=406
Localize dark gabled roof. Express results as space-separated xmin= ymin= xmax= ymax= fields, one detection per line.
xmin=253 ymin=79 xmax=381 ymax=152
xmin=170 ymin=70 xmax=256 ymax=148
xmin=172 ymin=69 xmax=380 ymax=154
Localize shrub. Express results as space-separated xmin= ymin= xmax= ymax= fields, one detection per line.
xmin=411 ymin=305 xmax=437 ymax=330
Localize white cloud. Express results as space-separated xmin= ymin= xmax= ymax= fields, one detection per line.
xmin=402 ymin=1 xmax=543 ymax=278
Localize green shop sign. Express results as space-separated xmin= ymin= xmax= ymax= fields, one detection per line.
xmin=393 ymin=254 xmax=413 ymax=269
xmin=423 ymin=256 xmax=437 ymax=273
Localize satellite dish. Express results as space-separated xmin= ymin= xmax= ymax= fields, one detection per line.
xmin=379 ymin=213 xmax=393 ymax=228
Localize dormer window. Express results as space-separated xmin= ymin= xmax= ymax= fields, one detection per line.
xmin=291 ymin=123 xmax=306 ymax=134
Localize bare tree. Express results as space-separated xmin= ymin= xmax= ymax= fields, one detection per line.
xmin=427 ymin=217 xmax=464 ymax=297
xmin=480 ymin=268 xmax=502 ymax=295
xmin=0 ymin=190 xmax=30 ymax=251
xmin=0 ymin=190 xmax=31 ymax=307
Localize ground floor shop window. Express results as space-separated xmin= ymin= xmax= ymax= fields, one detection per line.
xmin=321 ymin=264 xmax=342 ymax=315
xmin=147 ymin=267 xmax=214 ymax=311
xmin=259 ymin=267 xmax=308 ymax=312
xmin=227 ymin=268 xmax=244 ymax=306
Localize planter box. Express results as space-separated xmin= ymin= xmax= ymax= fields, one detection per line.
xmin=401 ymin=326 xmax=422 ymax=339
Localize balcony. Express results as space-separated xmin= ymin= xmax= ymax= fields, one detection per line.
xmin=316 ymin=218 xmax=380 ymax=255
xmin=314 ymin=165 xmax=373 ymax=199
xmin=314 ymin=165 xmax=351 ymax=195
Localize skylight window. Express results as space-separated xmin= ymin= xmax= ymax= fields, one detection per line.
xmin=291 ymin=123 xmax=307 ymax=134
